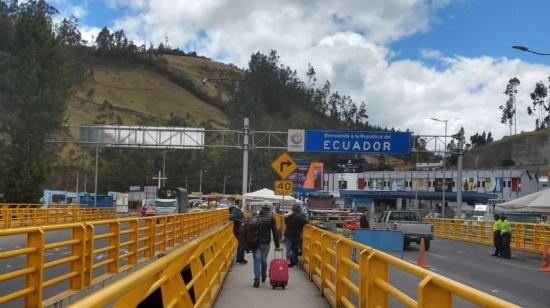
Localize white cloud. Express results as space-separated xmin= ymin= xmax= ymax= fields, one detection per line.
xmin=102 ymin=0 xmax=550 ymax=140
xmin=71 ymin=6 xmax=87 ymax=18
xmin=79 ymin=25 xmax=103 ymax=46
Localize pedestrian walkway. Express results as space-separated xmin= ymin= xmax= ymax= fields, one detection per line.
xmin=214 ymin=249 xmax=329 ymax=308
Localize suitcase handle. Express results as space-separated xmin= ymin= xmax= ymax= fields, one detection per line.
xmin=274 ymin=247 xmax=284 ymax=259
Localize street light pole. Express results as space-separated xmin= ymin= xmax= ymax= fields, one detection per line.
xmin=162 ymin=151 xmax=166 ymax=187
xmin=223 ymin=175 xmax=230 ymax=195
xmin=431 ymin=118 xmax=448 ymax=217
xmin=94 ymin=146 xmax=99 ymax=207
xmin=512 ymin=45 xmax=550 ymax=169
xmin=199 ymin=169 xmax=204 ymax=194
xmin=456 ymin=132 xmax=464 ymax=219
xmin=202 ymin=77 xmax=249 ymax=209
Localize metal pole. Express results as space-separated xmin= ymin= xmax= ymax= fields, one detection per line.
xmin=76 ymin=171 xmax=79 ymax=195
xmin=94 ymin=146 xmax=98 ymax=207
xmin=442 ymin=121 xmax=447 ymax=218
xmin=548 ymin=113 xmax=550 ymax=170
xmin=162 ymin=151 xmax=166 ymax=187
xmin=199 ymin=169 xmax=203 ymax=194
xmin=185 ymin=176 xmax=188 ymax=190
xmin=457 ymin=132 xmax=464 ymax=219
xmin=223 ymin=175 xmax=227 ymax=195
xmin=84 ymin=175 xmax=87 ymax=193
xmin=242 ymin=116 xmax=249 ymax=208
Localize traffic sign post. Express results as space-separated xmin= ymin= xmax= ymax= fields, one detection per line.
xmin=274 ymin=180 xmax=293 ymax=196
xmin=271 ymin=152 xmax=297 ymax=179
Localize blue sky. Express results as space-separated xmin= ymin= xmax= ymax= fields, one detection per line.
xmin=52 ymin=0 xmax=550 ymax=139
xmin=390 ymin=0 xmax=550 ymax=67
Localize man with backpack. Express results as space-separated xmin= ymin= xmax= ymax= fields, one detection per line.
xmin=250 ymin=202 xmax=280 ymax=288
xmin=229 ymin=205 xmax=247 ymax=264
xmin=284 ymin=204 xmax=308 ymax=267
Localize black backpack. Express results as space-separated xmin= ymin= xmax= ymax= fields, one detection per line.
xmin=239 ymin=215 xmax=261 ymax=252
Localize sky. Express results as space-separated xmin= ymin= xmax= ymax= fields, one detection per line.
xmin=50 ymin=0 xmax=550 ymax=141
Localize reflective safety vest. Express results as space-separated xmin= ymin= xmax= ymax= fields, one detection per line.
xmin=501 ymin=219 xmax=512 ymax=234
xmin=492 ymin=220 xmax=501 ymax=232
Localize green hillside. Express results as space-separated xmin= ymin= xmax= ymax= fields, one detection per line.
xmin=66 ymin=57 xmax=235 ymax=129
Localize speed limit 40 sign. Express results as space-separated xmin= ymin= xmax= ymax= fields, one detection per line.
xmin=274 ymin=180 xmax=293 ymax=196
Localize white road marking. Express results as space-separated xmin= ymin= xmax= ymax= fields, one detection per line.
xmin=430 ymin=253 xmax=447 ymax=260
xmin=492 ymin=289 xmax=499 ymax=293
xmin=502 ymin=261 xmax=536 ymax=272
xmin=6 ymin=265 xmax=11 ymax=268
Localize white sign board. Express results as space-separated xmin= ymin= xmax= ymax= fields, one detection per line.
xmin=80 ymin=125 xmax=205 ymax=149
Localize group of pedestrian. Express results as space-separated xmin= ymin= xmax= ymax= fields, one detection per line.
xmin=492 ymin=214 xmax=512 ymax=259
xmin=229 ymin=202 xmax=308 ymax=288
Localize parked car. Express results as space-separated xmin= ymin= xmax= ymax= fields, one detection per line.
xmin=372 ymin=210 xmax=434 ymax=250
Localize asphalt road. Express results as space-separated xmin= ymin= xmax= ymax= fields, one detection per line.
xmin=390 ymin=238 xmax=550 ymax=308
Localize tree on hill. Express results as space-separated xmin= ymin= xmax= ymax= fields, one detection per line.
xmin=469 ymin=131 xmax=493 ymax=148
xmin=0 ymin=0 xmax=72 ymax=201
xmin=527 ymin=78 xmax=550 ymax=129
xmin=500 ymin=77 xmax=520 ymax=135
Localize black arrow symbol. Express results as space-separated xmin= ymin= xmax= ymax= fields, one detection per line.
xmin=280 ymin=160 xmax=293 ymax=172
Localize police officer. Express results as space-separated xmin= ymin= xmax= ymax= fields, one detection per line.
xmin=500 ymin=215 xmax=512 ymax=259
xmin=492 ymin=214 xmax=501 ymax=256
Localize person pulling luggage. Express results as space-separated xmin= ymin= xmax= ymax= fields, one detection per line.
xmin=251 ymin=202 xmax=280 ymax=288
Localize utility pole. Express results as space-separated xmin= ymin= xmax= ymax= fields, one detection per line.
xmin=242 ymin=112 xmax=250 ymax=205
xmin=199 ymin=169 xmax=204 ymax=194
xmin=431 ymin=118 xmax=448 ymax=218
xmin=94 ymin=146 xmax=99 ymax=207
xmin=223 ymin=175 xmax=230 ymax=195
xmin=456 ymin=131 xmax=464 ymax=219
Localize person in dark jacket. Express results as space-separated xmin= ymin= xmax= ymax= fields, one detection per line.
xmin=229 ymin=205 xmax=247 ymax=264
xmin=359 ymin=212 xmax=370 ymax=229
xmin=284 ymin=204 xmax=308 ymax=267
xmin=252 ymin=202 xmax=281 ymax=287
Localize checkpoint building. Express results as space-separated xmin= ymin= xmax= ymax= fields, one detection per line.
xmin=323 ymin=169 xmax=546 ymax=215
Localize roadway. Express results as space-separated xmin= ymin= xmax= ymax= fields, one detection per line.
xmin=391 ymin=238 xmax=549 ymax=307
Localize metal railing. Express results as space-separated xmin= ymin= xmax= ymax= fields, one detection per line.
xmin=0 ymin=203 xmax=43 ymax=209
xmin=428 ymin=218 xmax=550 ymax=253
xmin=70 ymin=222 xmax=236 ymax=307
xmin=302 ymin=224 xmax=519 ymax=308
xmin=0 ymin=207 xmax=116 ymax=229
xmin=0 ymin=209 xmax=228 ymax=307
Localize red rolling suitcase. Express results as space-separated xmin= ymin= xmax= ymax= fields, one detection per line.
xmin=269 ymin=248 xmax=288 ymax=289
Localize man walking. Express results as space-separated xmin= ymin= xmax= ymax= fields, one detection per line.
xmin=492 ymin=214 xmax=502 ymax=256
xmin=229 ymin=205 xmax=247 ymax=264
xmin=252 ymin=202 xmax=280 ymax=287
xmin=500 ymin=215 xmax=512 ymax=259
xmin=284 ymin=204 xmax=308 ymax=267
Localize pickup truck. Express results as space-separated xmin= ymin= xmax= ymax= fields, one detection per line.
xmin=371 ymin=210 xmax=434 ymax=250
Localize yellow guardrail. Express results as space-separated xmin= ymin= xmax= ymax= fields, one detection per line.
xmin=428 ymin=218 xmax=550 ymax=254
xmin=0 ymin=207 xmax=116 ymax=229
xmin=302 ymin=224 xmax=519 ymax=308
xmin=70 ymin=222 xmax=236 ymax=307
xmin=0 ymin=203 xmax=42 ymax=209
xmin=0 ymin=209 xmax=228 ymax=307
